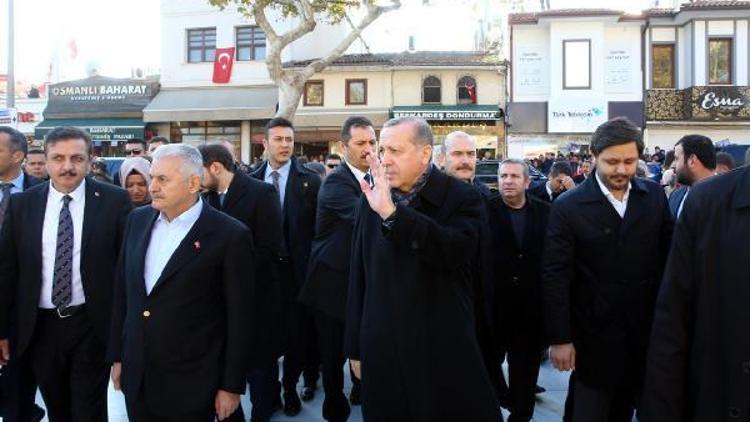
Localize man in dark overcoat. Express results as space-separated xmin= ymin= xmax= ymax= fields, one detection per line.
xmin=345 ymin=116 xmax=500 ymax=422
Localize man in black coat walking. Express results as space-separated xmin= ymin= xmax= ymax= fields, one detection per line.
xmin=199 ymin=143 xmax=285 ymax=422
xmin=345 ymin=117 xmax=499 ymax=421
xmin=667 ymin=134 xmax=716 ymax=220
xmin=108 ymin=144 xmax=252 ymax=420
xmin=642 ymin=165 xmax=750 ymax=421
xmin=250 ymin=118 xmax=322 ymax=417
xmin=0 ymin=127 xmax=132 ymax=422
xmin=488 ymin=159 xmax=550 ymax=422
xmin=299 ymin=116 xmax=375 ymax=422
xmin=543 ymin=117 xmax=673 ymax=421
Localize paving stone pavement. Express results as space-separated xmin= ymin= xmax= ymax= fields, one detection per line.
xmin=31 ymin=360 xmax=572 ymax=422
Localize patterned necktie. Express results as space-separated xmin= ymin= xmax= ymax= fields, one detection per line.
xmin=0 ymin=183 xmax=13 ymax=230
xmin=271 ymin=170 xmax=282 ymax=207
xmin=363 ymin=173 xmax=373 ymax=188
xmin=52 ymin=195 xmax=74 ymax=310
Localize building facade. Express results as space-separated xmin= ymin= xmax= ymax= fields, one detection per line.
xmin=507 ymin=10 xmax=645 ymax=158
xmin=644 ymin=1 xmax=750 ymax=149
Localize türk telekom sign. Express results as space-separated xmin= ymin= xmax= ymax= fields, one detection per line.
xmin=44 ymin=75 xmax=159 ymax=118
xmin=548 ymin=98 xmax=608 ymax=133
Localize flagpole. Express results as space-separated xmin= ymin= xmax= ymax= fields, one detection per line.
xmin=6 ymin=0 xmax=15 ymax=109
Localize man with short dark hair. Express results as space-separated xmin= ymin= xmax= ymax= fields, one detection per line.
xmin=25 ymin=148 xmax=48 ymax=180
xmin=0 ymin=126 xmax=132 ymax=422
xmin=125 ymin=138 xmax=147 ymax=157
xmin=346 ymin=117 xmax=499 ymax=421
xmin=0 ymin=126 xmax=45 ymax=422
xmin=528 ymin=161 xmax=575 ymax=203
xmin=715 ymin=151 xmax=735 ymax=174
xmin=146 ymin=136 xmax=169 ymax=156
xmin=299 ymin=115 xmax=375 ymax=422
xmin=543 ymin=117 xmax=673 ymax=421
xmin=323 ymin=154 xmax=341 ymax=177
xmin=669 ymin=135 xmax=716 ymax=219
xmin=198 ymin=143 xmax=285 ymax=422
xmin=250 ymin=117 xmax=321 ymax=417
xmin=489 ymin=158 xmax=550 ymax=422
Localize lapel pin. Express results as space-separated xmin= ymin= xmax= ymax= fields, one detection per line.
xmin=303 ymin=182 xmax=308 ymax=188
xmin=194 ymin=241 xmax=201 ymax=250
xmin=94 ymin=191 xmax=100 ymax=197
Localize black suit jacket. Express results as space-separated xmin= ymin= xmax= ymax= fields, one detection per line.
xmin=542 ymin=176 xmax=673 ymax=389
xmin=667 ymin=185 xmax=688 ymax=219
xmin=487 ymin=194 xmax=550 ymax=347
xmin=22 ymin=172 xmax=42 ymax=191
xmin=107 ymin=204 xmax=253 ymax=411
xmin=203 ymin=172 xmax=285 ymax=363
xmin=299 ymin=163 xmax=361 ymax=320
xmin=527 ymin=182 xmax=554 ymax=203
xmin=250 ymin=157 xmax=321 ymax=293
xmin=0 ymin=178 xmax=132 ymax=356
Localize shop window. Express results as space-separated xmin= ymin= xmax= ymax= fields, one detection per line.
xmin=236 ymin=26 xmax=266 ymax=61
xmin=187 ymin=28 xmax=216 ymax=63
xmin=652 ymin=44 xmax=675 ymax=89
xmin=346 ymin=79 xmax=368 ymax=105
xmin=457 ymin=76 xmax=477 ymax=105
xmin=708 ymin=38 xmax=732 ymax=85
xmin=563 ymin=39 xmax=591 ymax=89
xmin=422 ymin=76 xmax=441 ymax=104
xmin=304 ymin=80 xmax=324 ymax=106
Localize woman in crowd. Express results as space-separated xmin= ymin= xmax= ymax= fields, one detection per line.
xmin=119 ymin=157 xmax=152 ymax=207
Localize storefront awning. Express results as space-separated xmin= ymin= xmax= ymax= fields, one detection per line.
xmin=294 ymin=108 xmax=391 ymax=128
xmin=391 ymin=105 xmax=503 ymax=121
xmin=143 ymin=87 xmax=278 ymax=122
xmin=34 ymin=118 xmax=145 ymax=141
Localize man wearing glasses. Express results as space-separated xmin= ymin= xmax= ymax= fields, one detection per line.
xmin=124 ymin=139 xmax=147 ymax=157
xmin=324 ymin=154 xmax=342 ymax=177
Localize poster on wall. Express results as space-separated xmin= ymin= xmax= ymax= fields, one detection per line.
xmin=605 ymin=45 xmax=634 ymax=93
xmin=515 ymin=46 xmax=548 ymax=95
xmin=548 ymin=97 xmax=608 ymax=133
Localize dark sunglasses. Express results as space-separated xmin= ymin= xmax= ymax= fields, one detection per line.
xmin=326 ymin=164 xmax=339 ymax=169
xmin=126 ymin=149 xmax=143 ymax=156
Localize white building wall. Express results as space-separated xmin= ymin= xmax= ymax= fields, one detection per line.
xmin=693 ymin=20 xmax=707 ymax=85
xmin=736 ymin=20 xmax=749 ymax=85
xmin=511 ymin=26 xmax=550 ymax=102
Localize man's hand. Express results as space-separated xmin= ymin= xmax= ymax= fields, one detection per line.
xmin=561 ymin=175 xmax=576 ymax=190
xmin=111 ymin=362 xmax=122 ymax=390
xmin=550 ymin=343 xmax=576 ymax=372
xmin=361 ymin=153 xmax=396 ymax=220
xmin=350 ymin=359 xmax=361 ymax=380
xmin=0 ymin=339 xmax=9 ymax=365
xmin=215 ymin=390 xmax=240 ymax=420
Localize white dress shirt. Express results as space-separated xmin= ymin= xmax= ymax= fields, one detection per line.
xmin=144 ymin=199 xmax=203 ymax=295
xmin=545 ymin=182 xmax=554 ymax=201
xmin=596 ymin=173 xmax=631 ymax=218
xmin=264 ymin=160 xmax=291 ymax=208
xmin=345 ymin=160 xmax=369 ymax=185
xmin=39 ymin=180 xmax=87 ymax=309
xmin=0 ymin=171 xmax=25 ymax=200
xmin=676 ymin=188 xmax=690 ymax=219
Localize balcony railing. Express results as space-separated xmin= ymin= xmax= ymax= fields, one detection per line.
xmin=646 ymin=86 xmax=750 ymax=121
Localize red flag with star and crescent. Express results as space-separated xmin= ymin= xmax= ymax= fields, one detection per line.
xmin=212 ymin=47 xmax=235 ymax=84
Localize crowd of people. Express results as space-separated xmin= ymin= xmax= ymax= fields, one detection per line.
xmin=0 ymin=114 xmax=747 ymax=422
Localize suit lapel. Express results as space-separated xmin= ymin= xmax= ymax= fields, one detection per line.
xmin=135 ymin=210 xmax=159 ymax=296
xmin=222 ymin=174 xmax=247 ymax=212
xmin=30 ymin=184 xmax=49 ymax=302
xmin=577 ymin=176 xmax=623 ymax=232
xmin=149 ymin=205 xmax=214 ymax=295
xmin=81 ymin=178 xmax=99 ymax=254
xmin=620 ymin=180 xmax=649 ymax=234
xmin=284 ymin=160 xmax=302 ymax=224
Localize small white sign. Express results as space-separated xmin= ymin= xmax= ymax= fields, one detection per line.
xmin=516 ymin=46 xmax=548 ymax=95
xmin=605 ymin=45 xmax=634 ymax=93
xmin=548 ymin=98 xmax=608 ymax=133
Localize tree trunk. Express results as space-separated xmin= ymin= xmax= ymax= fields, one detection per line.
xmin=275 ymin=73 xmax=306 ymax=119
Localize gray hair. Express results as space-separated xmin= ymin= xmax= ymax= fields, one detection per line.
xmin=151 ymin=143 xmax=204 ymax=182
xmin=444 ymin=131 xmax=475 ymax=152
xmin=382 ymin=116 xmax=434 ymax=146
xmin=499 ymin=158 xmax=530 ymax=178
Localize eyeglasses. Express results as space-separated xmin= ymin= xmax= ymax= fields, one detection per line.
xmin=326 ymin=164 xmax=339 ymax=169
xmin=126 ymin=149 xmax=143 ymax=156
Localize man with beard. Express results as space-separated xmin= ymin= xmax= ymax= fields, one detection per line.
xmin=345 ymin=117 xmax=499 ymax=421
xmin=300 ymin=116 xmax=375 ymax=422
xmin=543 ymin=117 xmax=673 ymax=421
xmin=668 ymin=135 xmax=716 ymax=220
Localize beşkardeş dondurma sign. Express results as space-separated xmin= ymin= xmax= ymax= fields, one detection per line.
xmin=391 ymin=105 xmax=502 ymax=121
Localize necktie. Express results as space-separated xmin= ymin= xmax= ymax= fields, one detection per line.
xmin=52 ymin=195 xmax=74 ymax=310
xmin=271 ymin=170 xmax=282 ymax=207
xmin=0 ymin=183 xmax=13 ymax=230
xmin=364 ymin=173 xmax=373 ymax=188
xmin=219 ymin=192 xmax=226 ymax=208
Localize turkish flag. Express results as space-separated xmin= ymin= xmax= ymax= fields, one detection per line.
xmin=213 ymin=47 xmax=235 ymax=84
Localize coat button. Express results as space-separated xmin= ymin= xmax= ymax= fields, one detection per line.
xmin=729 ymin=407 xmax=741 ymax=418
xmin=517 ymin=254 xmax=524 ymax=260
xmin=143 ymin=310 xmax=151 ymax=318
xmin=512 ymin=276 xmax=520 ymax=284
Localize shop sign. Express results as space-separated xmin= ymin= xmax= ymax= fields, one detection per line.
xmin=392 ymin=109 xmax=501 ymax=121
xmin=697 ymin=87 xmax=747 ymax=117
xmin=0 ymin=108 xmax=17 ymax=128
xmin=44 ymin=76 xmax=159 ymax=117
xmin=548 ymin=98 xmax=608 ymax=133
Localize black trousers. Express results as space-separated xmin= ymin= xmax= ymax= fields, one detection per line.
xmin=497 ymin=338 xmax=541 ymax=422
xmin=246 ymin=360 xmax=282 ymax=420
xmin=30 ymin=309 xmax=109 ymax=422
xmin=563 ymin=372 xmax=636 ymax=422
xmin=0 ymin=353 xmax=39 ymax=421
xmin=278 ymin=263 xmax=319 ymax=392
xmin=125 ymin=391 xmax=214 ymax=422
xmin=315 ymin=311 xmax=361 ymax=422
